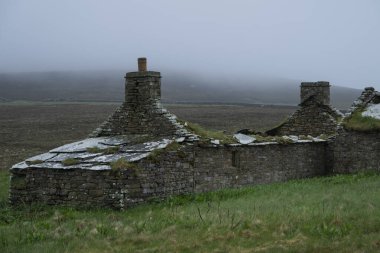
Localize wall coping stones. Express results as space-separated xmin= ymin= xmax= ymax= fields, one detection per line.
xmin=300 ymin=81 xmax=330 ymax=87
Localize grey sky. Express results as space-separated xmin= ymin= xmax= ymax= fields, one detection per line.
xmin=0 ymin=0 xmax=379 ymax=89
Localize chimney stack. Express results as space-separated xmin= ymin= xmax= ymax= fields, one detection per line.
xmin=138 ymin=57 xmax=147 ymax=72
xmin=300 ymin=81 xmax=330 ymax=105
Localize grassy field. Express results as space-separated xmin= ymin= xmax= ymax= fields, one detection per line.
xmin=1 ymin=171 xmax=380 ymax=252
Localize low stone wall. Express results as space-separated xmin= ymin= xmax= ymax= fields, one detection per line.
xmin=331 ymin=129 xmax=380 ymax=173
xmin=10 ymin=142 xmax=328 ymax=209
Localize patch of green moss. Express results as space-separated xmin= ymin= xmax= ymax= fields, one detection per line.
xmin=273 ymin=136 xmax=294 ymax=145
xmin=317 ymin=134 xmax=329 ymax=140
xmin=110 ymin=158 xmax=138 ymax=171
xmin=343 ymin=108 xmax=380 ymax=132
xmin=182 ymin=121 xmax=235 ymax=144
xmin=62 ymin=158 xmax=80 ymax=166
xmin=147 ymin=142 xmax=188 ymax=163
xmin=299 ymin=135 xmax=313 ymax=140
xmin=26 ymin=160 xmax=43 ymax=165
xmin=87 ymin=146 xmax=119 ymax=154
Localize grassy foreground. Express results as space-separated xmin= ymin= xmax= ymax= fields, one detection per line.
xmin=1 ymin=172 xmax=380 ymax=252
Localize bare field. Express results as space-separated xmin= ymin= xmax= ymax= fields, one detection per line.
xmin=0 ymin=103 xmax=295 ymax=170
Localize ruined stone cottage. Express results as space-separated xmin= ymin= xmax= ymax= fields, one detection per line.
xmin=9 ymin=59 xmax=380 ymax=209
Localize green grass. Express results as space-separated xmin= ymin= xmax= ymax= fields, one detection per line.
xmin=343 ymin=108 xmax=380 ymax=132
xmin=1 ymin=170 xmax=380 ymax=252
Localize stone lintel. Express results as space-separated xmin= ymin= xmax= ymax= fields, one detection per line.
xmin=125 ymin=71 xmax=161 ymax=78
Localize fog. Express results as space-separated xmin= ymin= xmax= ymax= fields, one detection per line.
xmin=1 ymin=0 xmax=379 ymax=89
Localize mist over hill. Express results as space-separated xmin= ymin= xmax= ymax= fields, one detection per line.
xmin=0 ymin=71 xmax=361 ymax=109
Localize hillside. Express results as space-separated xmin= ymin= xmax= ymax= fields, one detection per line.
xmin=0 ymin=71 xmax=361 ymax=109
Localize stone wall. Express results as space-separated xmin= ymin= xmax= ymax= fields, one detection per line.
xmin=193 ymin=142 xmax=327 ymax=193
xmin=10 ymin=142 xmax=328 ymax=209
xmin=331 ymin=129 xmax=380 ymax=174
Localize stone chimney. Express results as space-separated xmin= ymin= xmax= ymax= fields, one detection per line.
xmin=124 ymin=58 xmax=161 ymax=106
xmin=91 ymin=58 xmax=182 ymax=137
xmin=300 ymin=81 xmax=330 ymax=105
xmin=138 ymin=57 xmax=147 ymax=71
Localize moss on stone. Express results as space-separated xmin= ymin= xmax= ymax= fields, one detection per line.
xmin=273 ymin=136 xmax=294 ymax=145
xmin=182 ymin=121 xmax=235 ymax=144
xmin=62 ymin=158 xmax=80 ymax=166
xmin=87 ymin=146 xmax=119 ymax=154
xmin=110 ymin=158 xmax=138 ymax=171
xmin=26 ymin=160 xmax=43 ymax=165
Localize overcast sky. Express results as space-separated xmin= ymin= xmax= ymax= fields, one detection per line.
xmin=0 ymin=0 xmax=379 ymax=89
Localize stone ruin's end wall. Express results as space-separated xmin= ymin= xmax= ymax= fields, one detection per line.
xmin=266 ymin=81 xmax=341 ymax=137
xmin=331 ymin=130 xmax=380 ymax=174
xmin=10 ymin=146 xmax=195 ymax=209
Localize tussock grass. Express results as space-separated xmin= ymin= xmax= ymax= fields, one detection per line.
xmin=343 ymin=108 xmax=380 ymax=132
xmin=1 ymin=171 xmax=380 ymax=252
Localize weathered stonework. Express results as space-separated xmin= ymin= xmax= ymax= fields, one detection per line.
xmin=8 ymin=59 xmax=380 ymax=209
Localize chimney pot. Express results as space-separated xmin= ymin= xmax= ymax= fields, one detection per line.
xmin=138 ymin=58 xmax=147 ymax=71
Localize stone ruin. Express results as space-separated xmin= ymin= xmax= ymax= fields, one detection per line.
xmin=266 ymin=81 xmax=342 ymax=136
xmin=9 ymin=58 xmax=380 ymax=209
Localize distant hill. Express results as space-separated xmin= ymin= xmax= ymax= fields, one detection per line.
xmin=0 ymin=71 xmax=361 ymax=109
